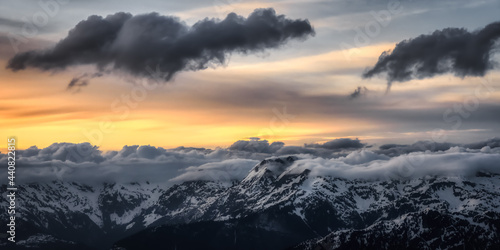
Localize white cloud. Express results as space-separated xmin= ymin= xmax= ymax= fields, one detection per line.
xmin=340 ymin=149 xmax=390 ymax=164
xmin=170 ymin=159 xmax=259 ymax=183
xmin=286 ymin=151 xmax=500 ymax=180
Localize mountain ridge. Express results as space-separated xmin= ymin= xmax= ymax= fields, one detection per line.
xmin=1 ymin=156 xmax=499 ymax=249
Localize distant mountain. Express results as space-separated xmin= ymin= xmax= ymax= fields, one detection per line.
xmin=2 ymin=156 xmax=500 ymax=249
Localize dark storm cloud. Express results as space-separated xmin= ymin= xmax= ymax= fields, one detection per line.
xmin=363 ymin=21 xmax=500 ymax=88
xmin=305 ymin=138 xmax=366 ymax=151
xmin=6 ymin=9 xmax=314 ymax=82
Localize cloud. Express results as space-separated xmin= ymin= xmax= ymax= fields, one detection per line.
xmin=27 ymin=142 xmax=106 ymax=163
xmin=6 ymin=9 xmax=314 ymax=85
xmin=21 ymin=146 xmax=41 ymax=157
xmin=376 ymin=138 xmax=500 ymax=157
xmin=305 ymin=138 xmax=366 ymax=151
xmin=285 ymin=151 xmax=500 ymax=180
xmin=136 ymin=145 xmax=166 ymax=159
xmin=229 ymin=137 xmax=284 ymax=153
xmin=349 ymin=86 xmax=369 ymax=99
xmin=464 ymin=137 xmax=500 ymax=149
xmin=340 ymin=149 xmax=389 ymax=165
xmin=274 ymin=146 xmax=318 ymax=155
xmin=3 ymin=137 xmax=500 ymax=184
xmin=363 ymin=21 xmax=500 ymax=88
xmin=67 ymin=72 xmax=103 ymax=92
xmin=67 ymin=76 xmax=89 ymax=90
xmin=376 ymin=141 xmax=458 ymax=157
xmin=1 ymin=143 xmax=226 ymax=184
xmin=170 ymin=159 xmax=259 ymax=183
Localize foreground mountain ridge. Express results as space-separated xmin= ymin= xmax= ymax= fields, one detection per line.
xmin=1 ymin=156 xmax=499 ymax=249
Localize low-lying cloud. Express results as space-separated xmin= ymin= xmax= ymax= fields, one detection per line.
xmin=170 ymin=159 xmax=259 ymax=183
xmin=6 ymin=9 xmax=314 ymax=88
xmin=375 ymin=141 xmax=458 ymax=157
xmin=286 ymin=151 xmax=500 ymax=180
xmin=1 ymin=137 xmax=499 ymax=185
xmin=363 ymin=21 xmax=500 ymax=89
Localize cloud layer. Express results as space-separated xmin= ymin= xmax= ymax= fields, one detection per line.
xmin=6 ymin=9 xmax=314 ymax=86
xmin=363 ymin=21 xmax=500 ymax=87
xmin=305 ymin=138 xmax=366 ymax=151
xmin=1 ymin=137 xmax=499 ymax=184
xmin=287 ymin=150 xmax=500 ymax=180
xmin=170 ymin=159 xmax=259 ymax=183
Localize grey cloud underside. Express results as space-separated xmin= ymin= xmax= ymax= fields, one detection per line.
xmin=363 ymin=21 xmax=500 ymax=86
xmin=5 ymin=9 xmax=314 ymax=83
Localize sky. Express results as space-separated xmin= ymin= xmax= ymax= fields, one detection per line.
xmin=1 ymin=0 xmax=500 ymax=151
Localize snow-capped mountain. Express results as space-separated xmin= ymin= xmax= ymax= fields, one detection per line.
xmin=2 ymin=156 xmax=500 ymax=249
xmin=115 ymin=157 xmax=500 ymax=249
xmin=0 ymin=181 xmax=164 ymax=249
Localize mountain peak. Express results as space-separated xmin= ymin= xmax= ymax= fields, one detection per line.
xmin=242 ymin=156 xmax=299 ymax=184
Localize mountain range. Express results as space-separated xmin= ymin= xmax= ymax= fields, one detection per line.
xmin=1 ymin=156 xmax=499 ymax=249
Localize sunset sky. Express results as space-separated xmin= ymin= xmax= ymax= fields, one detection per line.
xmin=1 ymin=0 xmax=500 ymax=151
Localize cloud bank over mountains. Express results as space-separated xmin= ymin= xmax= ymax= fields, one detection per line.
xmin=2 ymin=137 xmax=500 ymax=185
xmin=6 ymin=9 xmax=314 ymax=88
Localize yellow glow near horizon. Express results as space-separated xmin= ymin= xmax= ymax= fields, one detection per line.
xmin=2 ymin=41 xmax=500 ymax=151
